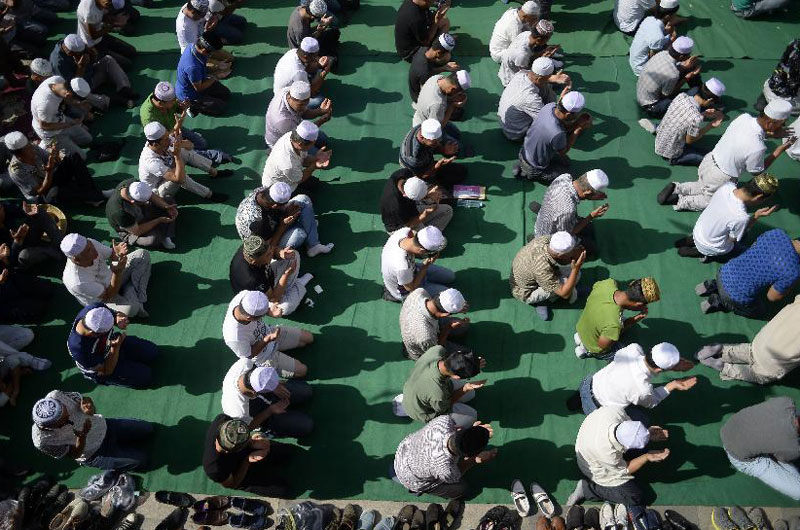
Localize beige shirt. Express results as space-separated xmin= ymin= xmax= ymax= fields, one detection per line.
xmin=751 ymin=295 xmax=800 ymax=380
xmin=575 ymin=406 xmax=634 ymax=487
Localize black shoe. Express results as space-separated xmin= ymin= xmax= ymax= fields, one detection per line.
xmin=411 ymin=506 xmax=426 ymax=530
xmin=444 ymin=500 xmax=464 ymax=530
xmin=425 ymin=504 xmax=444 ymax=530
xmin=205 ymin=192 xmax=229 ymax=203
xmin=566 ymin=505 xmax=585 ymax=530
xmin=584 ymin=508 xmax=600 ymax=530
xmin=677 ymin=246 xmax=702 ymax=258
xmin=657 ymin=183 xmax=678 ymax=205
xmin=664 ymin=510 xmax=697 ymax=530
xmin=155 ymin=508 xmax=188 ymax=530
xmin=565 ymin=392 xmax=582 ymax=413
xmin=528 ymin=200 xmax=541 ymax=213
xmin=212 ymin=169 xmax=234 ymax=179
xmin=154 ymin=490 xmax=195 ymax=508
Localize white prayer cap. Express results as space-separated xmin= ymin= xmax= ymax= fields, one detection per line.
xmin=70 ymin=78 xmax=90 ymax=98
xmin=417 ymin=226 xmax=447 ymax=252
xmin=520 ymin=0 xmax=540 ymax=15
xmin=650 ymin=342 xmax=680 ymax=370
xmin=289 ymin=80 xmax=311 ymax=100
xmin=154 ymin=81 xmax=176 ymax=101
xmin=671 ymin=36 xmax=693 ymax=55
xmin=561 ymin=91 xmax=585 ymax=112
xmin=268 ymin=182 xmax=292 ymax=204
xmin=190 ymin=0 xmax=208 ymax=11
xmin=455 ymin=70 xmax=471 ymax=90
xmin=403 ymin=177 xmax=428 ymax=201
xmin=420 ymin=119 xmax=443 ymax=140
xmin=3 ymin=131 xmax=28 ymax=151
xmin=240 ymin=290 xmax=270 ymax=317
xmin=30 ymin=58 xmax=53 ymax=77
xmin=112 ymin=0 xmax=124 ymax=9
xmin=437 ymin=288 xmax=466 ymax=313
xmin=660 ymin=0 xmax=679 ymax=8
xmin=296 ymin=120 xmax=319 ymax=142
xmin=300 ymin=37 xmax=320 ymax=54
xmin=64 ymin=34 xmax=85 ymax=52
xmin=309 ymin=0 xmax=327 ymax=16
xmin=765 ymin=99 xmax=793 ymax=121
xmin=548 ymin=231 xmax=575 ymax=254
xmin=438 ymin=33 xmax=455 ymax=51
xmin=144 ymin=121 xmax=167 ymax=141
xmin=586 ymin=169 xmax=609 ymax=191
xmin=84 ymin=307 xmax=115 ymax=333
xmin=616 ymin=420 xmax=650 ymax=449
xmin=704 ymin=77 xmax=725 ymax=98
xmin=209 ymin=0 xmax=224 ymax=12
xmin=128 ymin=181 xmax=153 ymax=202
xmin=249 ymin=366 xmax=279 ymax=393
xmin=531 ymin=57 xmax=555 ymax=76
xmin=60 ymin=233 xmax=87 ymax=258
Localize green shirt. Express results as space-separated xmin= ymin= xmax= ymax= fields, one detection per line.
xmin=139 ymin=94 xmax=178 ymax=129
xmin=105 ymin=178 xmax=142 ymax=232
xmin=402 ymin=346 xmax=453 ymax=423
xmin=576 ymin=278 xmax=623 ymax=355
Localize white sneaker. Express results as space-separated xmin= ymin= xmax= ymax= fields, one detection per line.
xmin=614 ymin=504 xmax=629 ymax=530
xmin=307 ymin=243 xmax=334 ymax=257
xmin=162 ymin=237 xmax=176 ymax=250
xmin=638 ymin=118 xmax=657 ymax=135
xmin=600 ymin=503 xmax=615 ymax=530
xmin=575 ymin=346 xmax=589 ymax=359
xmin=573 ymin=332 xmax=582 ymax=346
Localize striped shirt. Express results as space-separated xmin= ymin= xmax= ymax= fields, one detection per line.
xmin=613 ymin=0 xmax=655 ymax=33
xmin=31 ymin=390 xmax=107 ymax=462
xmin=655 ymin=93 xmax=702 ymax=160
xmin=498 ymin=71 xmax=556 ymax=140
xmin=399 ymin=288 xmax=439 ymax=360
xmin=636 ymin=50 xmax=679 ymax=107
xmin=394 ymin=415 xmax=461 ymax=492
xmin=534 ymin=173 xmax=580 ymax=237
xmin=510 ymin=235 xmax=561 ymax=302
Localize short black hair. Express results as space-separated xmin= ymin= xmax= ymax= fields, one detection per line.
xmin=443 ymin=350 xmax=480 ymax=379
xmin=741 ymin=178 xmax=769 ymax=197
xmin=655 ymin=5 xmax=679 ymax=17
xmin=625 ymin=279 xmax=647 ymax=304
xmin=667 ymin=46 xmax=686 ymax=60
xmin=451 ymin=426 xmax=490 ymax=456
xmin=198 ymin=32 xmax=223 ymax=51
xmin=698 ymin=83 xmax=719 ymax=102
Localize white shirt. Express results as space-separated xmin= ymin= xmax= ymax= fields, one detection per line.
xmin=138 ymin=145 xmax=174 ymax=190
xmin=381 ymin=228 xmax=415 ymax=301
xmin=222 ymin=291 xmax=278 ymax=365
xmin=31 ymin=77 xmax=65 ymax=140
xmin=591 ymin=344 xmax=670 ymax=409
xmin=176 ymin=8 xmax=204 ymax=53
xmin=489 ymin=8 xmax=526 ymax=63
xmin=498 ymin=31 xmax=532 ymax=87
xmin=261 ymin=132 xmax=305 ymax=191
xmin=710 ymin=114 xmax=766 ymax=179
xmin=692 ymin=182 xmax=749 ymax=257
xmin=221 ymin=358 xmax=256 ymax=423
xmin=76 ymin=0 xmax=105 ymax=47
xmin=62 ymin=239 xmax=113 ymax=306
xmin=628 ymin=16 xmax=669 ymax=76
xmin=612 ymin=0 xmax=655 ymax=34
xmin=264 ymin=88 xmax=302 ymax=148
xmin=575 ymin=406 xmax=634 ymax=487
xmin=273 ymin=49 xmax=309 ymax=96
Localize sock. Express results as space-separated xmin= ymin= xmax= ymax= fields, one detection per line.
xmin=566 ymin=480 xmax=587 ymax=507
xmin=700 ymin=356 xmax=724 ymax=371
xmin=307 ymin=243 xmax=334 ymax=257
xmin=696 ymin=344 xmax=722 ymax=361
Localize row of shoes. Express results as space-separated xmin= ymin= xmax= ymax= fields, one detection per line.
xmin=389 ymin=501 xmax=465 ymax=530
xmin=712 ymin=506 xmax=796 ymax=530
xmin=153 ymin=491 xmax=272 ymax=530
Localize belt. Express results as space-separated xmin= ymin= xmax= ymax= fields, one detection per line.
xmin=588 ymin=378 xmax=602 ymax=409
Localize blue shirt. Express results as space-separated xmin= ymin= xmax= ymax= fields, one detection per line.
xmin=629 ymin=17 xmax=670 ymax=76
xmin=67 ymin=303 xmax=114 ymax=372
xmin=720 ymin=229 xmax=800 ymax=305
xmin=522 ymin=102 xmax=567 ymax=171
xmin=176 ymin=44 xmax=206 ymax=102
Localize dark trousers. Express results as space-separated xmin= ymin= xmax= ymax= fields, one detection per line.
xmin=44 ymin=153 xmax=105 ymax=205
xmin=584 ymin=478 xmax=647 ymax=522
xmin=91 ymin=335 xmax=160 ymax=388
xmin=95 ymin=35 xmax=136 ymax=71
xmin=249 ymin=380 xmax=313 ymax=438
xmin=207 ymin=13 xmax=247 ymax=45
xmin=190 ymin=81 xmax=231 ymax=117
xmin=240 ymin=441 xmax=295 ymax=498
xmin=425 ymin=480 xmax=469 ymax=499
xmin=14 ymin=210 xmax=63 ymax=270
xmin=0 ymin=272 xmax=53 ymax=323
xmin=14 ymin=8 xmax=58 ymax=47
xmin=668 ymin=144 xmax=706 ymax=167
xmin=82 ymin=418 xmax=154 ymax=471
xmin=701 ymin=275 xmax=766 ymax=319
xmin=515 ymin=149 xmax=569 ymax=184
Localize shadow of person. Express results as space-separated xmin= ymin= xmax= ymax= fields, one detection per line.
xmin=455 ymin=267 xmax=509 ymax=311
xmin=479 ymin=377 xmax=575 ymax=428
xmin=565 ymin=70 xmax=621 ymax=94
xmin=623 ymin=317 xmax=706 ymax=352
xmin=161 ymin=338 xmax=231 ymax=396
xmin=147 ymin=260 xmax=231 ymax=325
xmin=307 ymin=324 xmax=406 ymax=380
xmin=325 ymin=79 xmax=404 ymax=115
xmin=335 ymin=41 xmax=400 ymax=76
xmin=462 ymin=87 xmax=501 ymax=122
xmin=327 ymin=137 xmax=399 ymax=173
xmin=467 ymin=321 xmax=566 ymax=371
xmin=638 ymin=425 xmax=735 ymax=485
xmin=595 ymin=218 xmax=686 ymax=265
xmin=285 ymin=267 xmax=385 ymax=325
xmin=581 ymin=156 xmax=672 ymax=190
xmin=150 ymin=415 xmax=211 ymax=475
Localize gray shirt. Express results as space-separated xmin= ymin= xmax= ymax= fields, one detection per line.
xmin=499 ymin=71 xmax=556 ymax=141
xmin=522 ymin=102 xmax=567 ymax=170
xmin=720 ymin=397 xmax=800 ymax=462
xmin=636 ymin=50 xmax=680 ymax=107
xmin=264 ymin=88 xmax=302 ymax=147
xmin=413 ymin=74 xmax=447 ymax=127
xmin=287 ymin=7 xmax=311 ymax=49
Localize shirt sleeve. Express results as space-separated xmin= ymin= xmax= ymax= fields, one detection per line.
xmin=728 ymin=216 xmax=749 ymax=243
xmin=396 ymin=266 xmax=415 ymax=288
xmin=744 ymin=144 xmax=767 ymax=174
xmin=552 ymin=130 xmax=568 ymax=152
xmin=661 ymin=74 xmax=679 ymax=97
xmin=534 ymin=268 xmax=561 ymax=294
xmin=686 ymin=114 xmax=703 ymax=138
xmin=600 ymin=322 xmax=622 ymax=342
xmin=635 ymin=384 xmax=670 ymax=408
xmin=773 ymin=267 xmax=800 ymax=295
xmin=226 ymin=339 xmax=252 ymax=358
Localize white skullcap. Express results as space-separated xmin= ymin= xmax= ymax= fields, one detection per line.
xmin=154 ymin=81 xmax=176 ymax=101
xmin=548 ymin=231 xmax=575 ymax=254
xmin=60 ymin=233 xmax=87 ymax=258
xmin=49 ymin=75 xmax=66 ymax=86
xmin=128 ymin=181 xmax=153 ymax=202
xmin=438 ymin=33 xmax=455 ymax=51
xmin=112 ymin=0 xmax=124 ymax=9
xmin=296 ymin=120 xmax=319 ymax=142
xmin=420 ymin=119 xmax=442 ymax=140
xmin=521 ymin=0 xmax=540 ymax=14
xmin=403 ymin=177 xmax=428 ymax=201
xmin=704 ymin=77 xmax=725 ymax=98
xmin=241 ymin=290 xmax=270 ymax=317
xmin=300 ymin=37 xmax=320 ymax=54
xmin=64 ymin=34 xmax=86 ymax=52
xmin=765 ymin=99 xmax=793 ymax=121
xmin=309 ymin=0 xmax=327 ymax=16
xmin=671 ymin=36 xmax=693 ymax=55
xmin=30 ymin=58 xmax=53 ymax=77
xmin=455 ymin=70 xmax=471 ymax=90
xmin=561 ymin=91 xmax=585 ymax=112
xmin=70 ymin=78 xmax=90 ymax=98
xmin=289 ymin=80 xmax=311 ymax=100
xmin=144 ymin=121 xmax=167 ymax=141
xmin=650 ymin=342 xmax=680 ymax=370
xmin=437 ymin=288 xmax=466 ymax=313
xmin=660 ymin=0 xmax=679 ymax=9
xmin=268 ymin=182 xmax=292 ymax=204
xmin=249 ymin=366 xmax=279 ymax=393
xmin=616 ymin=420 xmax=650 ymax=450
xmin=209 ymin=0 xmax=224 ymax=12
xmin=3 ymin=131 xmax=28 ymax=151
xmin=586 ymin=169 xmax=609 ymax=191
xmin=417 ymin=226 xmax=446 ymax=252
xmin=531 ymin=57 xmax=555 ymax=76
xmin=84 ymin=307 xmax=115 ymax=333
xmin=190 ymin=0 xmax=208 ymax=11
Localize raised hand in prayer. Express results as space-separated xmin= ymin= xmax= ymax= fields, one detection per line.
xmin=111 ymin=239 xmax=129 ymax=259
xmin=422 ymin=252 xmax=439 ymax=266
xmin=478 ymin=356 xmax=486 ymax=370
xmin=475 ymin=448 xmax=498 ymax=463
xmin=109 ymin=332 xmax=127 ymax=349
xmin=248 ymin=447 xmax=270 ymax=462
xmin=10 ymin=224 xmax=28 ymax=245
xmin=448 ymin=317 xmax=469 ymax=329
xmin=273 ymin=382 xmax=291 ymax=400
xmin=440 ymin=140 xmax=458 ymax=156
xmin=81 ymin=397 xmax=96 ymax=415
xmin=550 ymin=70 xmax=571 ymax=86
xmin=471 ymin=421 xmax=494 ymax=438
xmin=263 ymin=327 xmax=281 ymax=344
xmin=320 ymin=14 xmax=333 ymax=27
xmin=444 ymin=61 xmax=460 ymax=72
xmin=668 ymin=376 xmax=697 ymax=391
xmin=590 ymin=203 xmax=609 ymax=219
xmin=267 ymin=398 xmax=290 ymax=416
xmin=646 ymin=448 xmax=670 ymax=462
xmin=754 ymin=205 xmax=779 ymax=219
xmin=115 ymin=313 xmax=129 ymax=329
xmin=463 ymin=379 xmax=487 ymax=393
xmin=314 ymin=147 xmax=332 ymax=168
xmin=542 ymin=45 xmax=561 ymax=58
xmin=648 ymin=426 xmax=669 ymax=441
xmin=0 ymin=244 xmax=9 ymax=264
xmin=571 ymin=250 xmax=587 ymax=272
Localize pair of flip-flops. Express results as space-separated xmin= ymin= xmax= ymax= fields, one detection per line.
xmin=511 ymin=479 xmax=556 ymax=518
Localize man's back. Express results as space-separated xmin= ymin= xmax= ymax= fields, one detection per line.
xmin=522 ymin=102 xmax=566 ymax=170
xmin=395 ymin=0 xmax=430 ymax=60
xmin=720 ymin=397 xmax=800 ymax=463
xmin=534 ymin=173 xmax=579 ymax=237
xmin=575 ymin=406 xmax=632 ymax=487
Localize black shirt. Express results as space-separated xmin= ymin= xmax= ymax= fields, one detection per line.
xmin=394 ymin=0 xmax=432 ymax=61
xmin=380 ymin=169 xmax=419 ymax=232
xmin=203 ymin=414 xmax=248 ymax=484
xmin=229 ymin=246 xmax=276 ymax=294
xmin=408 ymin=47 xmax=435 ymax=102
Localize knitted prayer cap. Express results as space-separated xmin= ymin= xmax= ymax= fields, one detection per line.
xmin=243 ymin=235 xmax=269 ymax=258
xmin=217 ymin=418 xmax=250 ymax=451
xmin=639 ymin=277 xmax=661 ymax=303
xmin=753 ymin=173 xmax=779 ymax=196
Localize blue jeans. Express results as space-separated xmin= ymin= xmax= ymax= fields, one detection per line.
xmin=577 ymin=374 xmax=651 ymax=425
xmin=83 ymin=418 xmax=154 ymax=471
xmin=308 ymin=130 xmax=329 ymax=156
xmin=278 ymin=195 xmax=320 ymax=249
xmin=207 ymin=14 xmax=246 ymax=45
xmin=308 ymin=94 xmax=326 ymax=110
xmin=93 ymin=335 xmax=160 ymax=388
xmin=182 ymin=128 xmax=227 ymax=166
xmin=727 ymin=451 xmax=800 ymax=500
xmin=418 ymin=264 xmax=455 ymax=297
xmin=668 ymin=144 xmax=706 ymax=166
